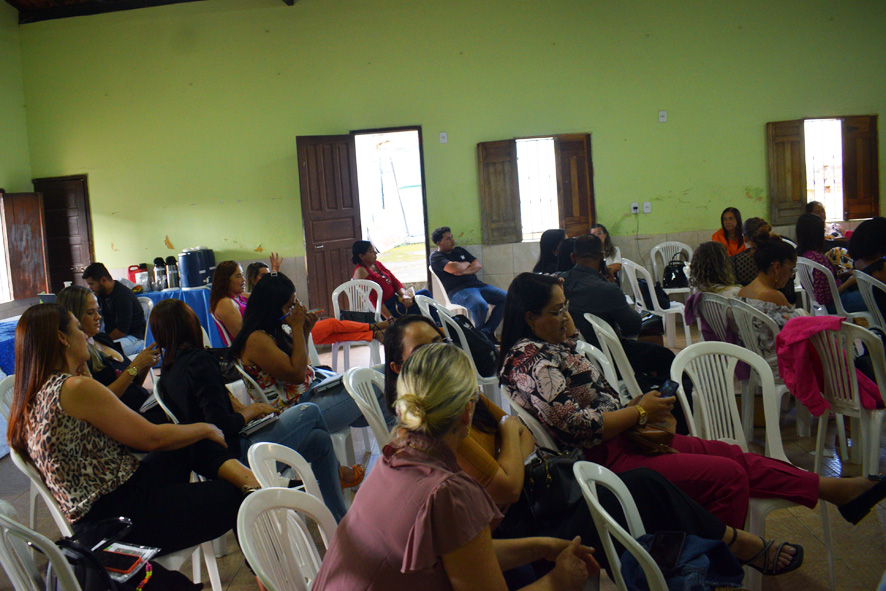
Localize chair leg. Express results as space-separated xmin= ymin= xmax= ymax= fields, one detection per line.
xmin=849 ymin=417 xmax=863 ymax=464
xmin=28 ymin=482 xmax=39 ymax=531
xmin=814 ymin=409 xmax=831 ymax=475
xmin=795 ymin=403 xmax=812 ymax=438
xmin=681 ymin=313 xmax=692 ymax=346
xmin=740 ymin=379 xmax=754 ymax=445
xmin=664 ymin=314 xmax=676 ymax=348
xmin=343 ymin=344 xmax=351 ymax=372
xmin=369 ymin=341 xmax=381 ymax=366
xmin=835 ymin=414 xmax=849 ymax=464
xmin=331 ymin=343 xmax=340 ymax=373
xmin=201 ymin=540 xmax=223 ymax=591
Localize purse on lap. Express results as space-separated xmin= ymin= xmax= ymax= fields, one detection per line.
xmin=624 ymin=413 xmax=678 ymax=455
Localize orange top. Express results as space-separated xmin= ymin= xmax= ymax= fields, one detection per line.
xmin=711 ymin=228 xmax=747 ymax=257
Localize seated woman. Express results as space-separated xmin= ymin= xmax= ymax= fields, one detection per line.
xmin=230 ymin=272 xmax=392 ymax=433
xmin=532 ymin=229 xmax=566 ymax=274
xmin=150 ymin=298 xmax=355 ymax=521
xmin=729 ymin=218 xmax=796 ymax=305
xmin=383 ymin=315 xmax=805 ymax=576
xmin=56 ymin=285 xmax=162 ymax=420
xmin=499 ymin=272 xmax=886 ymax=531
xmin=313 ymin=343 xmax=598 ymax=590
xmin=7 ymin=303 xmax=243 ymax=554
xmin=210 ymin=260 xmax=250 ymax=345
xmin=849 ymin=217 xmax=886 ymax=319
xmin=590 ymin=223 xmax=621 ymax=280
xmin=796 ymin=213 xmax=864 ymax=313
xmin=245 ymin=253 xmax=282 ymax=293
xmin=351 ymin=240 xmax=431 ymax=318
xmin=712 ymin=207 xmax=747 ymax=257
xmin=690 ymin=242 xmax=741 ymax=297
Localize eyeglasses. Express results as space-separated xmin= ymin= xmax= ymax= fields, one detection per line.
xmin=544 ymin=301 xmax=570 ymax=318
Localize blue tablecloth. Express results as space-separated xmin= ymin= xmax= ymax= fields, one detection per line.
xmin=142 ymin=288 xmax=226 ymax=349
xmin=0 ymin=316 xmax=19 ymax=376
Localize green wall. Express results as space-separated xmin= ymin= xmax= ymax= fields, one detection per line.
xmin=14 ymin=0 xmax=886 ymax=267
xmin=0 ymin=1 xmax=31 ymax=192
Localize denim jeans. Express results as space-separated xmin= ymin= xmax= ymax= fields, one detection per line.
xmin=450 ymin=284 xmax=507 ymax=337
xmin=114 ymin=335 xmax=144 ymax=358
xmin=240 ymin=402 xmax=348 ymax=521
xmin=301 ymin=378 xmax=395 ymax=433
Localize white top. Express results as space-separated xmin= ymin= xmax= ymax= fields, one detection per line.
xmin=605 ymin=246 xmax=622 ymax=268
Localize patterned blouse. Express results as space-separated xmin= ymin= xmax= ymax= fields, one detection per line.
xmin=242 ymin=358 xmax=315 ymax=410
xmin=736 ymin=297 xmax=800 ymax=358
xmin=26 ymin=372 xmax=139 ymax=523
xmin=500 ymin=337 xmax=621 ymax=449
xmin=800 ymin=251 xmax=840 ymax=306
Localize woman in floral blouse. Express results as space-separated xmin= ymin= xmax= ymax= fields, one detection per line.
xmin=498 ymin=272 xmax=886 ymax=530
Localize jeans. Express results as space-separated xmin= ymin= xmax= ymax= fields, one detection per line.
xmin=301 ymin=377 xmax=395 ymax=434
xmin=826 ymin=288 xmax=866 ymax=314
xmin=450 ymin=284 xmax=507 ymax=337
xmin=114 ymin=335 xmax=144 ymax=358
xmin=240 ymin=402 xmax=348 ymax=522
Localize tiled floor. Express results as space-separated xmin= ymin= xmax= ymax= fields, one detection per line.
xmin=2 ymin=326 xmax=885 ymax=590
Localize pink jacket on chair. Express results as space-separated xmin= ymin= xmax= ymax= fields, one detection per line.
xmin=776 ymin=316 xmax=883 ymax=416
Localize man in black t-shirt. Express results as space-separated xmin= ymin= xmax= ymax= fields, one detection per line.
xmin=83 ymin=262 xmax=147 ymax=357
xmin=429 ymin=226 xmax=506 ymax=340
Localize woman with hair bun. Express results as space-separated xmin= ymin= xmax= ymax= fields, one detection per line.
xmin=712 ymin=207 xmax=747 ymax=257
xmin=314 ymin=343 xmax=599 ymax=590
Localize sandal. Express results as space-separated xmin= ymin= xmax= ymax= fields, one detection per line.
xmin=741 ymin=537 xmax=804 ymax=576
xmin=838 ymin=474 xmax=886 ymax=525
xmin=340 ymin=464 xmax=365 ymax=489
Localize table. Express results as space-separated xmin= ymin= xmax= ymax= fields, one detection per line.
xmin=142 ymin=288 xmax=226 ymax=349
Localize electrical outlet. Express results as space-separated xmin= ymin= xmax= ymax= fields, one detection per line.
xmin=439 ymin=132 xmax=448 ymax=144
xmin=643 ymin=202 xmax=652 ymax=214
xmin=630 ymin=202 xmax=640 ymax=214
xmin=658 ymin=111 xmax=667 ymax=123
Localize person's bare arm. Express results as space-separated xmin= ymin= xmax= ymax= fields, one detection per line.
xmin=443 ymin=261 xmax=473 ymax=275
xmin=60 ymin=377 xmax=225 ymax=452
xmin=600 ymin=391 xmax=675 ymax=440
xmin=464 ymin=259 xmax=483 ymax=275
xmin=103 ymin=343 xmax=159 ymax=397
xmin=484 ymin=417 xmax=529 ymax=505
xmin=215 ymin=297 xmax=243 ymax=339
xmin=243 ymin=306 xmax=309 ymax=384
xmin=353 ymin=266 xmax=370 ymax=280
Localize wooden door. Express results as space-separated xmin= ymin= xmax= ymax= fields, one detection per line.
xmin=0 ymin=192 xmax=50 ymax=299
xmin=555 ymin=134 xmax=595 ymax=237
xmin=297 ymin=135 xmax=362 ymax=311
xmin=478 ymin=139 xmax=522 ymax=245
xmin=33 ymin=176 xmax=94 ymax=292
xmin=767 ymin=120 xmax=806 ymax=226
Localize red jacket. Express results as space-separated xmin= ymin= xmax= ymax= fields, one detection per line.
xmin=776 ymin=316 xmax=883 ymax=416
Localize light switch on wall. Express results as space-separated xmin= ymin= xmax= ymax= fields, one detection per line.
xmin=658 ymin=111 xmax=667 ymax=123
xmin=439 ymin=132 xmax=448 ymax=144
xmin=643 ymin=202 xmax=652 ymax=213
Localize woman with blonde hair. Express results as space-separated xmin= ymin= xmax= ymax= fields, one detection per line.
xmin=689 ymin=242 xmax=740 ymax=296
xmin=314 ymin=343 xmax=598 ymax=590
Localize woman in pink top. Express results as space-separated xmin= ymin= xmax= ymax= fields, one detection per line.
xmin=352 ymin=240 xmax=432 ymax=318
xmin=210 ymin=260 xmax=251 ymax=344
xmin=314 ymin=343 xmax=599 ymax=591
xmin=711 ymin=207 xmax=747 ymax=257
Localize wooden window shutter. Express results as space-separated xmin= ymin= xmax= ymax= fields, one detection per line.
xmin=841 ymin=115 xmax=879 ymax=220
xmin=555 ymin=134 xmax=595 ymax=237
xmin=478 ymin=139 xmax=522 ymax=244
xmin=767 ymin=120 xmax=806 ymax=226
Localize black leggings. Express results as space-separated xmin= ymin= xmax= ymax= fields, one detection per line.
xmin=75 ymin=449 xmax=242 ymax=555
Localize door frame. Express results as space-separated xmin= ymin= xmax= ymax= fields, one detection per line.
xmin=31 ymin=174 xmax=95 ymax=288
xmin=349 ymin=125 xmax=432 ymax=289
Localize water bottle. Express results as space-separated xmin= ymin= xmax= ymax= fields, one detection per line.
xmin=153 ymin=257 xmax=167 ymax=291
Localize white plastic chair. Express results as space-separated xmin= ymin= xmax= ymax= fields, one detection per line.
xmin=247 ymin=442 xmax=323 ymax=500
xmin=201 ymin=326 xmax=212 ymax=348
xmin=853 ymin=269 xmax=886 ymax=330
xmin=137 ymin=296 xmax=154 ymax=340
xmin=330 ymin=280 xmax=383 ymax=372
xmin=237 ymin=487 xmax=337 ymax=591
xmin=650 ymin=241 xmax=693 ymax=297
xmin=0 ymin=500 xmax=82 ymax=591
xmin=9 ymin=447 xmax=224 ymax=590
xmin=307 ymin=333 xmax=321 ymax=367
xmin=575 ymin=340 xmax=620 ymax=399
xmin=670 ymin=341 xmax=834 ymax=591
xmin=0 ymin=376 xmax=40 ymax=533
xmin=572 ymin=462 xmax=667 ymax=591
xmin=695 ymin=292 xmax=733 ymax=342
xmin=582 ymin=313 xmax=644 ymax=401
xmin=796 ymin=257 xmax=874 ymax=325
xmin=211 ymin=312 xmax=233 ymax=347
xmin=621 ymin=258 xmax=692 ymax=348
xmin=808 ymin=322 xmax=886 ymax=475
xmin=343 ymin=367 xmax=392 ymax=450
xmin=428 ymin=265 xmax=470 ymax=318
xmin=422 ymin=297 xmax=503 ymax=409
xmin=506 ymin=395 xmax=560 ymax=451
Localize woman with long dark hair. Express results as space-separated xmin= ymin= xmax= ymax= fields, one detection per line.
xmin=150 ymin=298 xmax=352 ymax=520
xmin=532 ymin=229 xmax=567 ymax=274
xmin=712 ymin=207 xmax=746 ymax=257
xmin=590 ymin=224 xmax=621 ymax=277
xmin=498 ymin=273 xmax=886 ymax=531
xmin=210 ymin=260 xmax=249 ymax=344
xmin=6 ymin=303 xmax=242 ymax=553
xmin=229 ymin=272 xmax=392 ymax=436
xmin=795 ymin=213 xmax=863 ymax=313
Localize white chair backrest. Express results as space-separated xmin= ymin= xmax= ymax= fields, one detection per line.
xmin=137 ymin=296 xmax=153 ymax=339
xmin=331 ymin=280 xmax=383 ymax=323
xmin=423 ymin=298 xmax=487 ymax=377
xmin=237 ymin=488 xmax=337 ymax=591
xmin=212 ymin=313 xmax=233 ymax=347
xmin=572 ymin=462 xmax=666 ymax=591
xmin=307 ymin=334 xmax=321 ymax=367
xmin=343 ymin=367 xmax=391 ymax=448
xmin=506 ymin=396 xmax=560 ymax=451
xmin=795 ymin=257 xmax=841 ymax=312
xmin=853 ymin=269 xmax=886 ymax=330
xmin=428 ymin=266 xmax=455 ymax=307
xmin=201 ymin=326 xmax=212 ymax=348
xmin=781 ymin=237 xmax=797 ymax=249
xmin=414 ymin=293 xmax=435 ymax=319
xmin=621 ymin=259 xmax=666 ymax=314
xmin=9 ymin=449 xmax=73 ymax=537
xmin=152 ymin=378 xmax=180 ymax=424
xmin=671 ymin=341 xmax=788 ymax=461
xmin=575 ymin=340 xmax=620 ymax=394
xmin=233 ymin=361 xmax=278 ymax=406
xmin=0 ymin=374 xmax=14 ymax=421
xmin=728 ymin=298 xmax=781 ymax=361
xmin=650 ymin=241 xmax=692 ymax=283
xmin=247 ymin=442 xmax=323 ymax=501
xmin=808 ymin=322 xmax=886 ymax=419
xmin=0 ymin=500 xmax=82 ymax=591
xmin=583 ymin=313 xmax=644 ymax=400
xmin=696 ymin=292 xmax=733 ymax=342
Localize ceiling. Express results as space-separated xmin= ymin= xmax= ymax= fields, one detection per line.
xmin=6 ymin=0 xmax=294 ymax=23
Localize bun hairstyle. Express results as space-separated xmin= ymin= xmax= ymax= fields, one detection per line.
xmin=395 ymin=343 xmax=476 ymax=438
xmin=751 ymin=229 xmax=796 ymax=273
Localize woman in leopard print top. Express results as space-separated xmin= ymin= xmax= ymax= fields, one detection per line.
xmin=6 ymin=304 xmax=243 ymax=554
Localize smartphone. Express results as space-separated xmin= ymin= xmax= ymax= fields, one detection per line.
xmin=648 ymin=530 xmax=685 ymax=571
xmin=657 ymin=379 xmax=680 ymax=398
xmin=99 ymin=549 xmax=142 ymax=575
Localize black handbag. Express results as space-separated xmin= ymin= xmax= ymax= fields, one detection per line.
xmin=637 ymin=278 xmax=670 ymax=310
xmin=339 ymin=310 xmax=377 ymax=324
xmin=50 ymin=517 xmax=132 ymax=591
xmin=661 ymin=252 xmax=689 ymax=289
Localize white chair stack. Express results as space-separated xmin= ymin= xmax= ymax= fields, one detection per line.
xmin=330 ymin=280 xmax=383 ymax=372
xmin=620 ymin=258 xmax=692 ymax=348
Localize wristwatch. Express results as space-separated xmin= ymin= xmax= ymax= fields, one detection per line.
xmin=126 ymin=366 xmax=139 ymax=377
xmin=636 ymin=405 xmax=648 ymax=426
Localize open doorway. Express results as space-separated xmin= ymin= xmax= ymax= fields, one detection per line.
xmin=804 ymin=119 xmax=843 ymax=221
xmin=353 ymin=127 xmax=429 ymax=291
